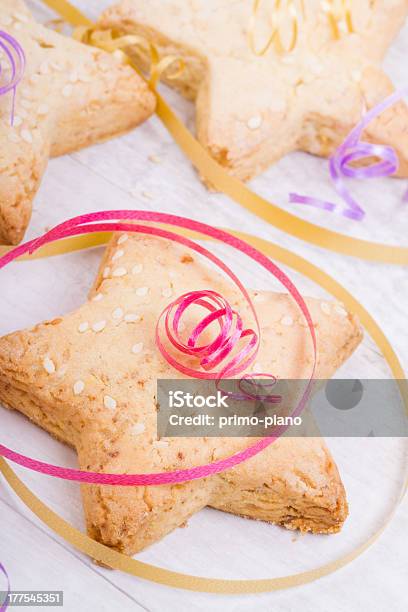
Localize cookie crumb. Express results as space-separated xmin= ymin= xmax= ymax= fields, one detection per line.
xmin=148 ymin=154 xmax=162 ymax=164
xmin=141 ymin=190 xmax=154 ymax=200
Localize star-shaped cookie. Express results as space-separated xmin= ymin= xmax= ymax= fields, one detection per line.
xmin=0 ymin=0 xmax=155 ymax=245
xmin=99 ymin=0 xmax=408 ymax=182
xmin=0 ymin=232 xmax=362 ymax=555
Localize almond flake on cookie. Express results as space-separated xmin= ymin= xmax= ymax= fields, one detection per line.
xmin=136 ymin=286 xmax=149 ymax=296
xmin=43 ymin=356 xmax=55 ymax=374
xmin=247 ymin=115 xmax=262 ymax=130
xmin=335 ymin=304 xmax=348 ymax=317
xmin=73 ymin=380 xmax=85 ymax=396
xmin=112 ymin=308 xmax=124 ymax=320
xmin=112 ymin=249 xmax=125 ymax=261
xmin=104 ymin=395 xmax=117 ymax=410
xmin=132 ymin=264 xmax=143 ymax=275
xmin=112 ymin=267 xmax=127 ymax=277
xmin=131 ymin=423 xmax=146 ymax=435
xmin=92 ymin=320 xmax=107 ymax=333
xmin=131 ymin=342 xmax=144 ymax=354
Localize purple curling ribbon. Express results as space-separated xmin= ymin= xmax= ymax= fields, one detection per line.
xmin=290 ymin=88 xmax=408 ymax=220
xmin=0 ymin=563 xmax=10 ymax=612
xmin=0 ymin=30 xmax=26 ymax=125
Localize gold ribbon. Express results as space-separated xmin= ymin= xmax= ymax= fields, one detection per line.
xmin=248 ymin=0 xmax=353 ymax=57
xmin=72 ymin=27 xmax=185 ymax=89
xmin=323 ymin=0 xmax=354 ymax=39
xmin=0 ymin=228 xmax=406 ymax=593
xmin=32 ymin=0 xmax=408 ymax=265
xmin=248 ymin=0 xmax=304 ymax=55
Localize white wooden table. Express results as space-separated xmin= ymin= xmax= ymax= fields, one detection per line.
xmin=1 ymin=2 xmax=407 ymax=610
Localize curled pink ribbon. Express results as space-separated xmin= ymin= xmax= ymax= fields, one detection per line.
xmin=156 ymin=289 xmax=281 ymax=403
xmin=0 ymin=210 xmax=316 ymax=486
xmin=0 ymin=563 xmax=9 ymax=612
xmin=0 ymin=31 xmax=26 ymax=125
xmin=290 ymin=88 xmax=408 ymax=220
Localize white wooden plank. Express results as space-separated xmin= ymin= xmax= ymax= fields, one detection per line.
xmin=0 ymin=498 xmax=147 ymax=611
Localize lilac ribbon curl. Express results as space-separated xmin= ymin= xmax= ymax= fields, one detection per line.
xmin=0 ymin=563 xmax=10 ymax=612
xmin=290 ymin=88 xmax=408 ymax=220
xmin=0 ymin=30 xmax=26 ymax=125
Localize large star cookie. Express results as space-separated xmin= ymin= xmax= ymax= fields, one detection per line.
xmin=0 ymin=1 xmax=155 ymax=245
xmin=0 ymin=233 xmax=362 ymax=555
xmin=100 ymin=0 xmax=408 ymax=182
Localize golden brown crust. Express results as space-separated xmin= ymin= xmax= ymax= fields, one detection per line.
xmin=0 ymin=0 xmax=155 ymax=244
xmin=0 ymin=234 xmax=362 ymax=554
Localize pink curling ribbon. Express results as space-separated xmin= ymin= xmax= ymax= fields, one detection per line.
xmin=290 ymin=88 xmax=408 ymax=220
xmin=0 ymin=563 xmax=10 ymax=612
xmin=0 ymin=211 xmax=316 ymax=486
xmin=156 ymin=289 xmax=281 ymax=403
xmin=0 ymin=31 xmax=26 ymax=125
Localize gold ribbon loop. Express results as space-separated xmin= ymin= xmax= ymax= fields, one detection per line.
xmin=73 ymin=25 xmax=185 ymax=89
xmin=322 ymin=0 xmax=354 ymax=39
xmin=248 ymin=0 xmax=304 ymax=56
xmin=149 ymin=53 xmax=186 ymax=90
